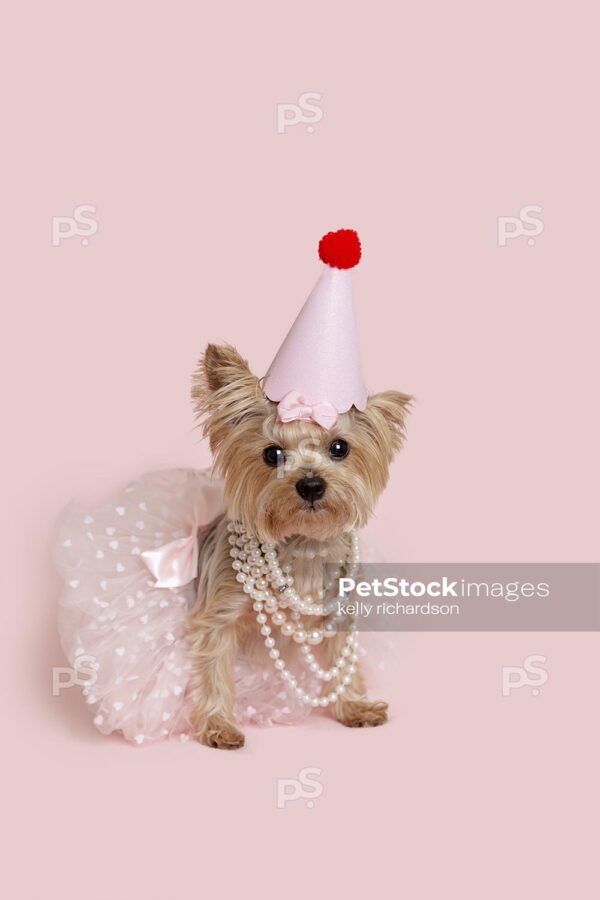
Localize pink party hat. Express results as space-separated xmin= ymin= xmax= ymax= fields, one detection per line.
xmin=263 ymin=229 xmax=368 ymax=429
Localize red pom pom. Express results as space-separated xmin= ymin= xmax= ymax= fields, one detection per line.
xmin=318 ymin=229 xmax=361 ymax=269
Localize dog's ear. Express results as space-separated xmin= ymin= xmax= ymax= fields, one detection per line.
xmin=194 ymin=343 xmax=255 ymax=396
xmin=354 ymin=390 xmax=412 ymax=456
xmin=192 ymin=343 xmax=266 ymax=451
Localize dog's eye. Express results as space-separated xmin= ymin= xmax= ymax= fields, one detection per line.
xmin=329 ymin=439 xmax=349 ymax=460
xmin=263 ymin=445 xmax=285 ymax=467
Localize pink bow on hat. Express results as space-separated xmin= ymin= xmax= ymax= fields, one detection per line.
xmin=277 ymin=391 xmax=339 ymax=429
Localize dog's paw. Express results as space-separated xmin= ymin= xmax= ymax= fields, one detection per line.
xmin=199 ymin=715 xmax=246 ymax=750
xmin=336 ymin=700 xmax=389 ymax=728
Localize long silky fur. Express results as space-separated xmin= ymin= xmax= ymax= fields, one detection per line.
xmin=187 ymin=342 xmax=411 ymax=748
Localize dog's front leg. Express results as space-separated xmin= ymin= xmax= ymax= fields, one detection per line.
xmin=187 ymin=592 xmax=246 ymax=750
xmin=328 ymin=632 xmax=388 ymax=728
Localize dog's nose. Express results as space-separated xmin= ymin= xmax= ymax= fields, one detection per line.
xmin=295 ymin=476 xmax=327 ymax=503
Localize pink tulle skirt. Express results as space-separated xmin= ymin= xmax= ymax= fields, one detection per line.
xmin=54 ymin=469 xmax=323 ymax=744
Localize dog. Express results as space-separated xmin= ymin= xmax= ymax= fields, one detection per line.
xmin=187 ymin=342 xmax=410 ymax=749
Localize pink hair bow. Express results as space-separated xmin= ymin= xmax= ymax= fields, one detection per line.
xmin=277 ymin=390 xmax=339 ymax=429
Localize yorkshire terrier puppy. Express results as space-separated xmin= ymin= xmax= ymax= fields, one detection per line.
xmin=53 ymin=230 xmax=410 ymax=748
xmin=187 ymin=343 xmax=410 ymax=749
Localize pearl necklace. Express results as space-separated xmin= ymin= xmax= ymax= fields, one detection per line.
xmin=228 ymin=521 xmax=360 ymax=708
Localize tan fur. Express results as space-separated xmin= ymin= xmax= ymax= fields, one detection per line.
xmin=188 ymin=343 xmax=411 ymax=748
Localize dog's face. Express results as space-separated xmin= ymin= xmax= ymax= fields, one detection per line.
xmin=193 ymin=344 xmax=410 ymax=543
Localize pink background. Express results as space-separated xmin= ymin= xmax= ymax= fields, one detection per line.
xmin=2 ymin=2 xmax=598 ymax=898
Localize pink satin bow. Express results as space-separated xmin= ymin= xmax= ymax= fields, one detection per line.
xmin=141 ymin=533 xmax=199 ymax=589
xmin=277 ymin=390 xmax=339 ymax=429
